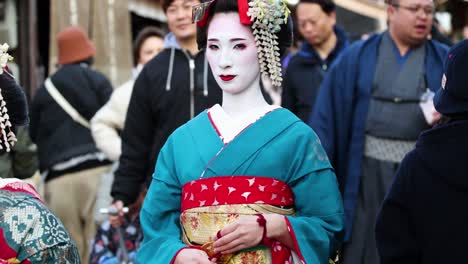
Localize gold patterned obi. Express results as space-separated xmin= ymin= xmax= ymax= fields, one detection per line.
xmin=180 ymin=176 xmax=297 ymax=264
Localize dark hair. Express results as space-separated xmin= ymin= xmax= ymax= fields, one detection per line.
xmin=0 ymin=72 xmax=28 ymax=153
xmin=297 ymin=0 xmax=335 ymax=14
xmin=438 ymin=113 xmax=468 ymax=125
xmin=196 ymin=0 xmax=293 ymax=56
xmin=385 ymin=0 xmax=435 ymax=6
xmin=385 ymin=0 xmax=398 ymax=5
xmin=162 ymin=0 xmax=194 ymax=13
xmin=133 ymin=27 xmax=165 ymax=66
xmin=162 ymin=0 xmax=174 ymax=13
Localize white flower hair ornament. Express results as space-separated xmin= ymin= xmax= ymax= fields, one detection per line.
xmin=193 ymin=0 xmax=291 ymax=88
xmin=247 ymin=0 xmax=290 ymax=87
xmin=0 ymin=43 xmax=17 ymax=152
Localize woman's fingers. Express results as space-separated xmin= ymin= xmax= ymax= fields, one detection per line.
xmin=213 ymin=221 xmax=238 ymax=241
xmin=220 ymin=243 xmax=250 ymax=255
xmin=214 ymin=232 xmax=246 ymax=253
xmin=213 ymin=216 xmax=263 ymax=253
xmin=174 ymin=248 xmax=212 ymax=264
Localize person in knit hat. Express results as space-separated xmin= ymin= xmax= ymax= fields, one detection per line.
xmin=56 ymin=26 xmax=96 ymax=65
xmin=376 ymin=39 xmax=468 ymax=264
xmin=30 ymin=25 xmax=113 ymax=264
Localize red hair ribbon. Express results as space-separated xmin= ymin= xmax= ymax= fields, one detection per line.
xmin=237 ymin=0 xmax=251 ymax=25
xmin=196 ymin=0 xmax=252 ymax=27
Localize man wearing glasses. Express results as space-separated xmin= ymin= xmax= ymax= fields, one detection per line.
xmin=309 ymin=0 xmax=448 ymax=263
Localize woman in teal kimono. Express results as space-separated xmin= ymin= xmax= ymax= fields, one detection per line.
xmin=137 ymin=0 xmax=344 ymax=263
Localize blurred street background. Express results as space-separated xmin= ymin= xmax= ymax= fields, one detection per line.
xmin=1 ymin=0 xmax=466 ymax=99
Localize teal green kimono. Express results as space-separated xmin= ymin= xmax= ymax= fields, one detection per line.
xmin=137 ymin=108 xmax=344 ymax=263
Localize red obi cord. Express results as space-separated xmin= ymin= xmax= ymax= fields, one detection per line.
xmin=197 ymin=0 xmax=252 ymax=27
xmin=181 ymin=176 xmax=294 ymax=211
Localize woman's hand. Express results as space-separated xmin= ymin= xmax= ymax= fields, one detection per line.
xmin=212 ymin=215 xmax=264 ymax=254
xmin=213 ymin=214 xmax=295 ymax=255
xmin=174 ymin=249 xmax=215 ymax=264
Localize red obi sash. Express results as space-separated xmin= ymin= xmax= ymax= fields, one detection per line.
xmin=181 ymin=176 xmax=303 ymax=264
xmin=181 ymin=176 xmax=294 ymax=211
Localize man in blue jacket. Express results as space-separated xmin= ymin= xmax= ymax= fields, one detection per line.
xmin=310 ymin=0 xmax=448 ymax=263
xmin=282 ymin=0 xmax=348 ymax=122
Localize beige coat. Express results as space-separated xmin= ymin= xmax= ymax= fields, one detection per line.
xmin=90 ymin=79 xmax=134 ymax=161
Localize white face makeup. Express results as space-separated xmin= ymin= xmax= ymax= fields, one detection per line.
xmin=205 ymin=12 xmax=260 ymax=95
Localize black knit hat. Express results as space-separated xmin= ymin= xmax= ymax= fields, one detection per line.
xmin=434 ymin=40 xmax=468 ymax=115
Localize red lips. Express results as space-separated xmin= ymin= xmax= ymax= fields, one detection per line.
xmin=220 ymin=75 xmax=236 ymax=81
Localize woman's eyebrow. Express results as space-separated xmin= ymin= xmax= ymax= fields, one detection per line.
xmin=207 ymin=38 xmax=247 ymax=42
xmin=230 ymin=38 xmax=246 ymax=41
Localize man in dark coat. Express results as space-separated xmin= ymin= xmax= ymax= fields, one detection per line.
xmin=281 ymin=0 xmax=348 ymax=122
xmin=310 ymin=0 xmax=448 ymax=263
xmin=376 ymin=39 xmax=468 ymax=264
xmin=110 ymin=0 xmax=222 ymax=214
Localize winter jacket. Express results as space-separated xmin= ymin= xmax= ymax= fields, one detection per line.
xmin=91 ymin=79 xmax=134 ymax=161
xmin=376 ymin=119 xmax=468 ymax=264
xmin=30 ymin=62 xmax=113 ymax=180
xmin=282 ymin=26 xmax=349 ymax=122
xmin=111 ymin=34 xmax=222 ymax=205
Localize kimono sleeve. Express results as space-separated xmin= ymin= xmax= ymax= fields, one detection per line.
xmin=285 ymin=130 xmax=344 ymax=263
xmin=16 ymin=197 xmax=80 ymax=263
xmin=137 ymin=137 xmax=186 ymax=263
xmin=375 ymin=154 xmax=419 ymax=264
xmin=26 ymin=243 xmax=80 ymax=264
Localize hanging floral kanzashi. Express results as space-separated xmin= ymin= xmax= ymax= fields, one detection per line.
xmin=0 ymin=43 xmax=17 ymax=152
xmin=247 ymin=0 xmax=290 ymax=88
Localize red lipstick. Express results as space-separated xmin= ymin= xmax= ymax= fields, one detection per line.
xmin=220 ymin=75 xmax=236 ymax=81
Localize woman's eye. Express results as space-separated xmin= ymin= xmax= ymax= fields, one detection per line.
xmin=234 ymin=44 xmax=246 ymax=50
xmin=208 ymin=44 xmax=219 ymax=50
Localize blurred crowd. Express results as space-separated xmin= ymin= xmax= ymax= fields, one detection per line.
xmin=1 ymin=0 xmax=468 ymax=263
